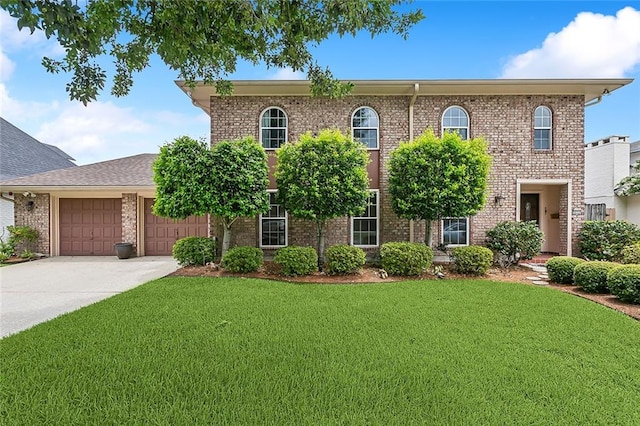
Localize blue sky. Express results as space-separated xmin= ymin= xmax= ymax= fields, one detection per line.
xmin=1 ymin=1 xmax=639 ymax=165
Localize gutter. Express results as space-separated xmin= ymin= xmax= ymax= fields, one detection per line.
xmin=408 ymin=83 xmax=419 ymax=242
xmin=584 ymin=88 xmax=610 ymax=108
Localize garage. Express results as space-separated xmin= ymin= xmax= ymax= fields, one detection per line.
xmin=59 ymin=198 xmax=122 ymax=255
xmin=144 ymin=198 xmax=208 ymax=255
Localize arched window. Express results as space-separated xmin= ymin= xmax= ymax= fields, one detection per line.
xmin=534 ymin=106 xmax=552 ymax=150
xmin=442 ymin=106 xmax=469 ymax=140
xmin=260 ymin=107 xmax=287 ymax=149
xmin=352 ymin=106 xmax=379 ymax=149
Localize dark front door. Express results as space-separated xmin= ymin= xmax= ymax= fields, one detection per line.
xmin=520 ymin=194 xmax=540 ymax=225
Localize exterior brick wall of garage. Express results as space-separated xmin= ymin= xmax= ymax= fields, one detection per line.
xmin=209 ymin=93 xmax=584 ymax=257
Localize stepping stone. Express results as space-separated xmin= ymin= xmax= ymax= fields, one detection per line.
xmin=538 ymin=275 xmax=549 ymax=279
xmin=533 ymin=280 xmax=549 ymax=286
xmin=526 ymin=276 xmax=540 ymax=280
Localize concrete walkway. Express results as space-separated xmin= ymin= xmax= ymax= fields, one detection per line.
xmin=0 ymin=256 xmax=178 ymax=338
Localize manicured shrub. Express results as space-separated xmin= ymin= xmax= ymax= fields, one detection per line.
xmin=172 ymin=236 xmax=217 ymax=266
xmin=450 ymin=245 xmax=493 ymax=276
xmin=221 ymin=246 xmax=263 ymax=273
xmin=485 ymin=221 xmax=543 ymax=266
xmin=621 ymin=243 xmax=640 ymax=264
xmin=573 ymin=261 xmax=618 ymax=293
xmin=607 ymin=264 xmax=640 ymax=304
xmin=274 ymin=246 xmax=318 ymax=276
xmin=6 ymin=225 xmax=38 ymax=254
xmin=579 ymin=220 xmax=640 ymax=262
xmin=380 ymin=242 xmax=433 ymax=276
xmin=325 ymin=244 xmax=366 ymax=275
xmin=545 ymin=256 xmax=585 ymax=284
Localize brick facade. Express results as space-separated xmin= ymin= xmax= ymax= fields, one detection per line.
xmin=13 ymin=192 xmax=50 ymax=255
xmin=210 ymin=93 xmax=584 ymax=257
xmin=122 ymin=193 xmax=138 ymax=254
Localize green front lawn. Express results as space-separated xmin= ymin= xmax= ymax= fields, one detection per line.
xmin=2 ymin=278 xmax=639 ymax=425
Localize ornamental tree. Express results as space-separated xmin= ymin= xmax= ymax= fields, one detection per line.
xmin=2 ymin=0 xmax=423 ymax=104
xmin=275 ymin=129 xmax=370 ymax=270
xmin=153 ymin=135 xmax=269 ymax=256
xmin=615 ymin=161 xmax=640 ymax=196
xmin=388 ymin=129 xmax=491 ymax=247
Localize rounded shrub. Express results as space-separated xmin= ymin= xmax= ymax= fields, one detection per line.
xmin=485 ymin=221 xmax=543 ymax=266
xmin=172 ymin=236 xmax=217 ymax=266
xmin=621 ymin=243 xmax=640 ymax=264
xmin=579 ymin=220 xmax=640 ymax=262
xmin=573 ymin=261 xmax=618 ymax=293
xmin=221 ymin=246 xmax=263 ymax=273
xmin=274 ymin=246 xmax=318 ymax=276
xmin=545 ymin=256 xmax=585 ymax=284
xmin=607 ymin=265 xmax=640 ymax=304
xmin=450 ymin=245 xmax=493 ymax=276
xmin=380 ymin=242 xmax=433 ymax=276
xmin=326 ymin=244 xmax=366 ymax=275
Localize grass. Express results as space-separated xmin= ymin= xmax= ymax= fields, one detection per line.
xmin=1 ymin=277 xmax=639 ymax=425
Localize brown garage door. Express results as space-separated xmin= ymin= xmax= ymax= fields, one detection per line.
xmin=59 ymin=198 xmax=122 ymax=255
xmin=144 ymin=198 xmax=208 ymax=255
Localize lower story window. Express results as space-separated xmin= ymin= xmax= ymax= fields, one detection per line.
xmin=441 ymin=217 xmax=469 ymax=247
xmin=260 ymin=192 xmax=287 ymax=247
xmin=352 ymin=191 xmax=379 ymax=247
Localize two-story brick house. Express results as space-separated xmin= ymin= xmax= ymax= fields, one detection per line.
xmin=178 ymin=79 xmax=632 ymax=257
xmin=0 ymin=78 xmax=631 ymax=258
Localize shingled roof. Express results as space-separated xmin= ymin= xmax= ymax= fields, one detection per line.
xmin=0 ymin=153 xmax=157 ymax=189
xmin=0 ymin=117 xmax=76 ymax=181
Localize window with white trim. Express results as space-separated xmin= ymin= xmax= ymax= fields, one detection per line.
xmin=260 ymin=107 xmax=287 ymax=149
xmin=260 ymin=191 xmax=287 ymax=247
xmin=442 ymin=106 xmax=469 ymax=140
xmin=534 ymin=106 xmax=552 ymax=150
xmin=441 ymin=217 xmax=469 ymax=247
xmin=351 ymin=191 xmax=379 ymax=247
xmin=352 ymin=106 xmax=379 ymax=149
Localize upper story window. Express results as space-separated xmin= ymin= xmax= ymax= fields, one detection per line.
xmin=351 ymin=190 xmax=379 ymax=247
xmin=534 ymin=106 xmax=552 ymax=150
xmin=442 ymin=106 xmax=469 ymax=140
xmin=259 ymin=191 xmax=287 ymax=248
xmin=260 ymin=107 xmax=287 ymax=149
xmin=352 ymin=106 xmax=379 ymax=149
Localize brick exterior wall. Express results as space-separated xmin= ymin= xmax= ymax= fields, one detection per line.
xmin=13 ymin=193 xmax=50 ymax=255
xmin=209 ymin=94 xmax=585 ymax=257
xmin=122 ymin=193 xmax=138 ymax=254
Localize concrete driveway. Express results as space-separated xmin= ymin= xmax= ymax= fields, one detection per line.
xmin=0 ymin=256 xmax=178 ymax=338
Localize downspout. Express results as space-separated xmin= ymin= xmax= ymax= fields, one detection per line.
xmin=584 ymin=96 xmax=602 ymax=108
xmin=408 ymin=83 xmax=419 ymax=242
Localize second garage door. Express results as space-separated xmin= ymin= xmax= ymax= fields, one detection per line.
xmin=59 ymin=198 xmax=122 ymax=255
xmin=144 ymin=198 xmax=208 ymax=255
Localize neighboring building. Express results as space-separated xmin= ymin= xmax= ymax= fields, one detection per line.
xmin=0 ymin=118 xmax=76 ymax=241
xmin=0 ymin=78 xmax=633 ymax=257
xmin=585 ymin=135 xmax=640 ymax=224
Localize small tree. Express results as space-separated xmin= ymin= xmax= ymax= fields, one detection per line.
xmin=275 ymin=129 xmax=369 ymax=270
xmin=153 ymin=135 xmax=269 ymax=256
xmin=388 ymin=129 xmax=491 ymax=246
xmin=615 ymin=161 xmax=640 ymax=196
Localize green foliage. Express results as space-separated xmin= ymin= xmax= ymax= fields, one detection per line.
xmin=3 ymin=1 xmax=423 ymax=103
xmin=607 ymin=265 xmax=640 ymax=304
xmin=485 ymin=221 xmax=543 ymax=266
xmin=325 ymin=244 xmax=366 ymax=275
xmin=614 ymin=161 xmax=640 ymax=196
xmin=221 ymin=247 xmax=263 ymax=273
xmin=172 ymin=237 xmax=217 ymax=266
xmin=450 ymin=245 xmax=493 ymax=276
xmin=578 ymin=220 xmax=640 ymax=262
xmin=153 ymin=136 xmax=213 ymax=219
xmin=274 ymin=246 xmax=318 ymax=276
xmin=621 ymin=243 xmax=640 ymax=264
xmin=573 ymin=261 xmax=618 ymax=293
xmin=0 ymin=238 xmax=14 ymax=258
xmin=388 ymin=129 xmax=491 ymax=244
xmin=6 ymin=225 xmax=38 ymax=254
xmin=275 ymin=129 xmax=370 ymax=269
xmin=545 ymin=256 xmax=585 ymax=284
xmin=20 ymin=249 xmax=36 ymax=260
xmin=380 ymin=242 xmax=433 ymax=276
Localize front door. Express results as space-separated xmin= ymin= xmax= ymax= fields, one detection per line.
xmin=520 ymin=194 xmax=539 ymax=225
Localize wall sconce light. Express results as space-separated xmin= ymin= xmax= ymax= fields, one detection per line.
xmin=25 ymin=200 xmax=35 ymax=211
xmin=494 ymin=195 xmax=504 ymax=207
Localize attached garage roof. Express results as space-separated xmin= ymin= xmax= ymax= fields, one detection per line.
xmin=0 ymin=153 xmax=157 ymax=191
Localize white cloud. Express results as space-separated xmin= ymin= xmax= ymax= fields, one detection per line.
xmin=501 ymin=7 xmax=640 ymax=78
xmin=269 ymin=67 xmax=305 ymax=80
xmin=0 ymin=47 xmax=15 ymax=81
xmin=0 ymin=9 xmax=64 ymax=58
